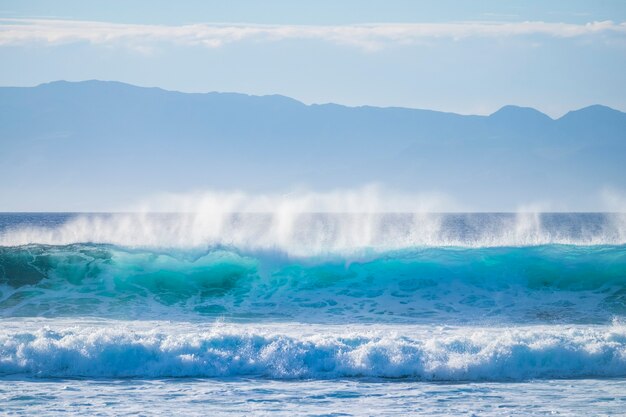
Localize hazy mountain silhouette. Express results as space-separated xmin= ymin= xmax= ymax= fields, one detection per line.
xmin=1 ymin=80 xmax=625 ymax=210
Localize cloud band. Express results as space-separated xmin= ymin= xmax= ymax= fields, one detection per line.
xmin=1 ymin=18 xmax=624 ymax=50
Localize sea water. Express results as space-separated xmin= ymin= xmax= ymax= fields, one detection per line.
xmin=1 ymin=212 xmax=625 ymax=415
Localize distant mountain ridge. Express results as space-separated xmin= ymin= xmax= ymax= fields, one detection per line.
xmin=1 ymin=80 xmax=625 ymax=211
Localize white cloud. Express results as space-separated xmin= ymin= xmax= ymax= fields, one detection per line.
xmin=0 ymin=18 xmax=625 ymax=51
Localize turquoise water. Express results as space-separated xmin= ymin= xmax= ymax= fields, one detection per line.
xmin=1 ymin=243 xmax=625 ymax=323
xmin=1 ymin=213 xmax=625 ymax=415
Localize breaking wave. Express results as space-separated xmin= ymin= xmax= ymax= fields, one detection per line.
xmin=1 ymin=321 xmax=625 ymax=380
xmin=1 ymin=206 xmax=626 ymax=384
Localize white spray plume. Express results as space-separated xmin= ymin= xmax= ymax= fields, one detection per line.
xmin=126 ymin=185 xmax=453 ymax=213
xmin=601 ymin=187 xmax=626 ymax=243
xmin=1 ymin=186 xmax=624 ymax=255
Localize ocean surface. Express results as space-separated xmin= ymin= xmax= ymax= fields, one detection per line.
xmin=1 ymin=212 xmax=626 ymax=415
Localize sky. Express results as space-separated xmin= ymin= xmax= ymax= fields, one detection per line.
xmin=1 ymin=0 xmax=625 ymax=116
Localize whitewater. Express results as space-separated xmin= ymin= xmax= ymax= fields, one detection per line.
xmin=1 ymin=206 xmax=626 ymax=415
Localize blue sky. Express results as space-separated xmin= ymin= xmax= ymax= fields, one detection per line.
xmin=1 ymin=0 xmax=625 ymax=116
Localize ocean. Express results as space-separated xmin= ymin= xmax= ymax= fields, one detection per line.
xmin=1 ymin=212 xmax=625 ymax=415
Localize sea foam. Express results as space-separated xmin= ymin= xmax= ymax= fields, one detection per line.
xmin=1 ymin=321 xmax=625 ymax=380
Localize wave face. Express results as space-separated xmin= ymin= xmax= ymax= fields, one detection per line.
xmin=1 ymin=321 xmax=625 ymax=380
xmin=1 ymin=243 xmax=625 ymax=322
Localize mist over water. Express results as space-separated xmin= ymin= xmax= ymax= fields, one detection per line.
xmin=2 ymin=188 xmax=626 ymax=254
xmin=1 ymin=211 xmax=625 ymax=255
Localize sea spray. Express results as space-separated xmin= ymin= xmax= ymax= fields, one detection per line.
xmin=1 ymin=212 xmax=625 ymax=253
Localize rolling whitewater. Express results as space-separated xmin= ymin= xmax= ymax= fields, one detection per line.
xmin=1 ymin=211 xmax=626 ymax=415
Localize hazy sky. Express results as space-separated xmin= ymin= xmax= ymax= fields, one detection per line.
xmin=1 ymin=0 xmax=626 ymax=116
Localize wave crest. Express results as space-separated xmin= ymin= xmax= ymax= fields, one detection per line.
xmin=1 ymin=212 xmax=625 ymax=254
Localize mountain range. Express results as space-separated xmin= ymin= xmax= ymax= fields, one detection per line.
xmin=1 ymin=80 xmax=625 ymax=211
